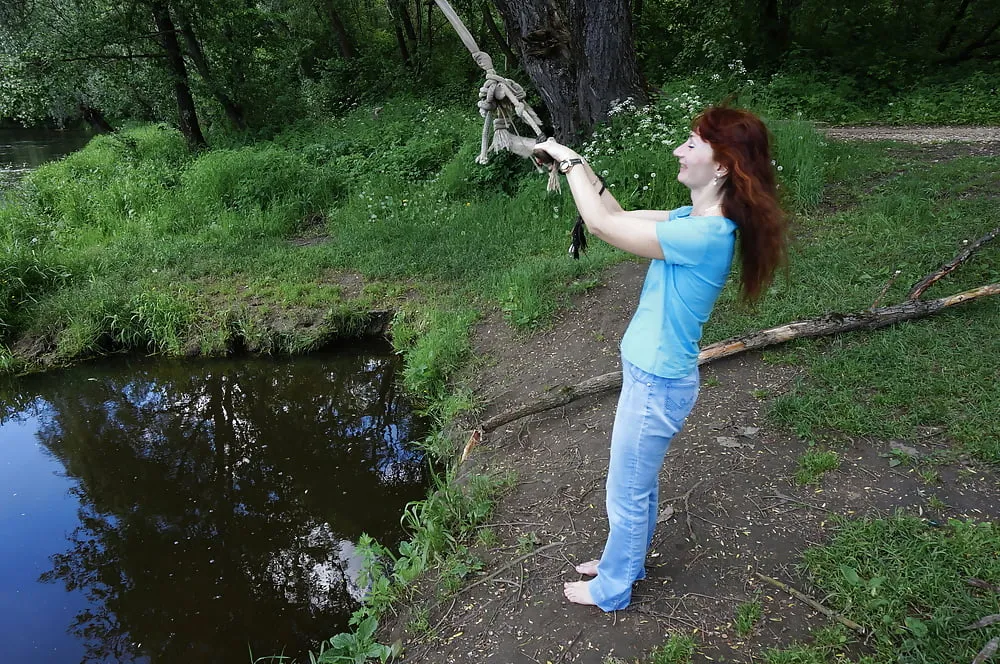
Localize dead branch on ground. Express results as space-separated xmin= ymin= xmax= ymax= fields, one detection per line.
xmin=475 ymin=230 xmax=999 ymax=435
xmin=973 ymin=637 xmax=999 ymax=664
xmin=908 ymin=226 xmax=999 ymax=299
xmin=480 ymin=282 xmax=999 ymax=433
xmin=754 ymin=572 xmax=867 ymax=634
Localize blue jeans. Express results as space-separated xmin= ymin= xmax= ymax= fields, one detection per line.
xmin=588 ymin=357 xmax=699 ymax=611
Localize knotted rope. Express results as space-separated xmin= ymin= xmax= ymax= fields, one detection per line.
xmin=432 ymin=1 xmax=558 ymax=186
xmin=434 ymin=0 xmax=579 ymax=246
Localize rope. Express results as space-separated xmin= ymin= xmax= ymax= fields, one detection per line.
xmin=432 ymin=0 xmax=547 ymax=165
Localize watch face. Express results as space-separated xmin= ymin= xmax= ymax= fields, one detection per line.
xmin=559 ymin=160 xmax=571 ymax=173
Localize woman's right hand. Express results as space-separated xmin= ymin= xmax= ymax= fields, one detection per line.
xmin=532 ymin=137 xmax=579 ymax=166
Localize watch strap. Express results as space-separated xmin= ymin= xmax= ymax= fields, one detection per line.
xmin=559 ymin=157 xmax=585 ymax=174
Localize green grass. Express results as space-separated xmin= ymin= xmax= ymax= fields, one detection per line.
xmin=801 ymin=516 xmax=1000 ymax=664
xmin=795 ymin=448 xmax=840 ymax=486
xmin=735 ymin=598 xmax=763 ymax=636
xmin=645 ymin=634 xmax=696 ymax=664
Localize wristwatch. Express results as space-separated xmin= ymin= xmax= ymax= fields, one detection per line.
xmin=558 ymin=158 xmax=585 ymax=174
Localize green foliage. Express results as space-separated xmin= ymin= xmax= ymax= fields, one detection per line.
xmin=391 ymin=307 xmax=476 ymax=401
xmin=177 ymin=145 xmax=343 ymax=231
xmin=734 ymin=598 xmax=763 ymax=636
xmin=646 ymin=634 xmax=696 ymax=664
xmin=310 ymin=615 xmax=395 ymax=664
xmin=802 ymin=516 xmax=1000 ymax=663
xmin=737 ymin=66 xmax=1000 ymax=126
xmin=795 ymin=448 xmax=840 ymax=486
xmin=768 ymin=119 xmax=827 ymax=209
xmin=0 ymin=248 xmax=70 ymax=336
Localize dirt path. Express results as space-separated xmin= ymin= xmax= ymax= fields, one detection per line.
xmin=385 ymin=260 xmax=998 ymax=663
xmin=383 ymin=136 xmax=1000 ymax=663
xmin=822 ymin=125 xmax=1000 ymax=144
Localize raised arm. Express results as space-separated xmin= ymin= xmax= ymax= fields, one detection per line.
xmin=534 ymin=140 xmax=670 ymax=259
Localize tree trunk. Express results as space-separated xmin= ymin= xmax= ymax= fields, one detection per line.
xmin=326 ymin=3 xmax=357 ymax=59
xmin=78 ymin=102 xmax=114 ymax=133
xmin=937 ymin=0 xmax=974 ymax=53
xmin=491 ymin=0 xmax=646 ymax=142
xmin=481 ymin=1 xmax=518 ymax=65
xmin=151 ymin=0 xmax=206 ymax=148
xmin=176 ymin=13 xmax=247 ymax=130
xmin=404 ymin=0 xmax=419 ymax=44
xmin=392 ymin=18 xmax=413 ymax=66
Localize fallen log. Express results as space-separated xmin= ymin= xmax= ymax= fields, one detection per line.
xmin=480 ymin=282 xmax=1000 ymax=433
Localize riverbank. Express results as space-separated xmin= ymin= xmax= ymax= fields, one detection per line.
xmin=383 ymin=138 xmax=1000 ymax=664
xmin=3 ymin=95 xmax=999 ymax=662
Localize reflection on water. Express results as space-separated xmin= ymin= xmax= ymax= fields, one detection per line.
xmin=0 ymin=346 xmax=429 ymax=663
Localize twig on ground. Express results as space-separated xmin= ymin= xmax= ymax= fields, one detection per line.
xmin=872 ymin=269 xmax=902 ymax=308
xmin=764 ymin=491 xmax=833 ymax=513
xmin=966 ymin=614 xmax=1000 ymax=630
xmin=689 ymin=512 xmax=742 ymax=531
xmin=908 ymin=226 xmax=1000 ymax=299
xmin=968 ymin=578 xmax=1000 ymax=594
xmin=461 ymin=542 xmax=565 ymax=594
xmin=972 ymin=636 xmax=999 ymax=664
xmin=754 ymin=572 xmax=866 ymax=634
xmin=555 ymin=629 xmax=584 ymax=663
xmin=664 ymin=479 xmax=705 ymax=542
xmin=475 ymin=521 xmax=546 ymax=529
xmin=429 ymin=596 xmax=459 ymax=636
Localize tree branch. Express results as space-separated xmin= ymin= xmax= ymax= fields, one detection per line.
xmin=908 ymin=226 xmax=1000 ymax=299
xmin=54 ymin=53 xmax=167 ymax=63
xmin=479 ymin=283 xmax=1000 ymax=433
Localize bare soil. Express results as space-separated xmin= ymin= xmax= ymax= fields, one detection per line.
xmin=821 ymin=125 xmax=1000 ymax=145
xmin=383 ymin=137 xmax=1000 ymax=663
xmin=384 ymin=260 xmax=999 ymax=664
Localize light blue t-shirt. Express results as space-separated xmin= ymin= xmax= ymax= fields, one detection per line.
xmin=620 ymin=205 xmax=737 ymax=378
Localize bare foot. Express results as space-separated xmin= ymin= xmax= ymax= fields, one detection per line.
xmin=574 ymin=560 xmax=599 ymax=576
xmin=563 ymin=580 xmax=597 ymax=606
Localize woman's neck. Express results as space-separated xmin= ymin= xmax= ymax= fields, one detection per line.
xmin=689 ymin=187 xmax=724 ymax=217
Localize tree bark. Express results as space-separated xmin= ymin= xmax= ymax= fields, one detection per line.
xmin=392 ymin=18 xmax=413 ymax=66
xmin=151 ymin=0 xmax=206 ymax=148
xmin=403 ymin=0 xmax=419 ymax=44
xmin=78 ymin=102 xmax=114 ymax=133
xmin=908 ymin=226 xmax=999 ymax=299
xmin=937 ymin=0 xmax=974 ymax=53
xmin=491 ymin=0 xmax=646 ymax=142
xmin=326 ymin=3 xmax=357 ymax=59
xmin=176 ymin=12 xmax=247 ymax=130
xmin=479 ymin=283 xmax=1000 ymax=433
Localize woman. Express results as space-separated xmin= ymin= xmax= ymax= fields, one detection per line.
xmin=532 ymin=106 xmax=787 ymax=611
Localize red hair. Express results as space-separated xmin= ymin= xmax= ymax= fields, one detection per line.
xmin=693 ymin=107 xmax=787 ymax=304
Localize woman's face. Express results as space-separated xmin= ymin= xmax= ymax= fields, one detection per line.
xmin=673 ymin=131 xmax=721 ymax=190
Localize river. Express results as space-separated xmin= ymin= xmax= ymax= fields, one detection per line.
xmin=0 ymin=126 xmax=93 ymax=190
xmin=0 ymin=130 xmax=431 ymax=662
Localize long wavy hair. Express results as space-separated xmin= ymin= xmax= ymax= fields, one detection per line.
xmin=693 ymin=107 xmax=788 ymax=304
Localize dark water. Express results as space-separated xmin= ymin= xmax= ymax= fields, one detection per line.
xmin=0 ymin=346 xmax=430 ymax=663
xmin=0 ymin=126 xmax=93 ymax=189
